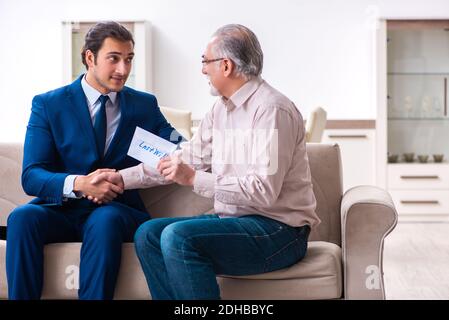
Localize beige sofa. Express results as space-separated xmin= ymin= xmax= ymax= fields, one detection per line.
xmin=0 ymin=142 xmax=397 ymax=300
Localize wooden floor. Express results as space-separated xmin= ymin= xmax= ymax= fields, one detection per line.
xmin=383 ymin=222 xmax=449 ymax=299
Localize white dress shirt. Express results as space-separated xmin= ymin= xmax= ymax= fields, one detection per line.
xmin=62 ymin=75 xmax=121 ymax=198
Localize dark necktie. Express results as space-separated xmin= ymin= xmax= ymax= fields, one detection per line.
xmin=94 ymin=95 xmax=109 ymax=158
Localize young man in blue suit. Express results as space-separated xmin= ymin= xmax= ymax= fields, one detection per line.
xmin=6 ymin=21 xmax=181 ymax=300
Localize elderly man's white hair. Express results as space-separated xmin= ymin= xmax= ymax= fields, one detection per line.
xmin=211 ymin=24 xmax=264 ymax=80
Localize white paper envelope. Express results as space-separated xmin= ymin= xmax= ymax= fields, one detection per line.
xmin=127 ymin=127 xmax=178 ymax=168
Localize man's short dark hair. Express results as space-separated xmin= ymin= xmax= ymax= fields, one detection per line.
xmin=81 ymin=21 xmax=135 ymax=69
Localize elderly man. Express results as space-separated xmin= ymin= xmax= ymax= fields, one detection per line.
xmin=93 ymin=24 xmax=320 ymax=299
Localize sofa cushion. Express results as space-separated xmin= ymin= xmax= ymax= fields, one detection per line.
xmin=218 ymin=241 xmax=342 ymax=299
xmin=0 ymin=144 xmax=33 ymax=226
xmin=0 ymin=241 xmax=150 ymax=300
xmin=0 ymin=240 xmax=341 ymax=300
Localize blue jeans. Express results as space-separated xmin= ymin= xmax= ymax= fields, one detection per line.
xmin=134 ymin=214 xmax=310 ymax=300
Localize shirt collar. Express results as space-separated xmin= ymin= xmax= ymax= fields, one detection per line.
xmin=221 ymin=77 xmax=263 ymax=111
xmin=81 ymin=74 xmax=117 ymax=106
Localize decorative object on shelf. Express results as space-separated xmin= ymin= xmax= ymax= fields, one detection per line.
xmin=388 ymin=154 xmax=399 ymax=163
xmin=433 ymin=154 xmax=444 ymax=163
xmin=433 ymin=98 xmax=443 ymax=118
xmin=417 ymin=154 xmax=429 ymax=163
xmin=403 ymin=96 xmax=413 ymax=118
xmin=403 ymin=152 xmax=415 ymax=163
xmin=421 ymin=96 xmax=431 ymax=118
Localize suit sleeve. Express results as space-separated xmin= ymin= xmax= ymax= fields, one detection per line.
xmin=21 ymin=95 xmax=69 ymax=204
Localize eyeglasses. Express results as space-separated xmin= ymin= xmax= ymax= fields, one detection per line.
xmin=201 ymin=57 xmax=225 ymax=65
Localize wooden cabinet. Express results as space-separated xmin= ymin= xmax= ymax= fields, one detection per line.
xmin=388 ymin=163 xmax=449 ymax=221
xmin=322 ymin=128 xmax=376 ymax=192
xmin=62 ymin=20 xmax=152 ymax=92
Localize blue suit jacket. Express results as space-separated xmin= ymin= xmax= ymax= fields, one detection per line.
xmin=22 ymin=74 xmax=181 ymax=212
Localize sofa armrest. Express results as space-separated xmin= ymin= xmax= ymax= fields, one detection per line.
xmin=341 ymin=185 xmax=398 ymax=300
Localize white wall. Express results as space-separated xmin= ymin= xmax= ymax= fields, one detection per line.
xmin=0 ymin=0 xmax=448 ymax=142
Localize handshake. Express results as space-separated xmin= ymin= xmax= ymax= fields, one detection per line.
xmin=73 ymin=168 xmax=124 ymax=205
xmin=73 ymin=155 xmax=196 ymax=205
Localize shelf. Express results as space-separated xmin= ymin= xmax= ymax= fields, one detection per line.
xmin=388 ymin=117 xmax=449 ymax=120
xmin=388 ymin=72 xmax=449 ymax=76
xmin=387 ymin=162 xmax=448 ymax=165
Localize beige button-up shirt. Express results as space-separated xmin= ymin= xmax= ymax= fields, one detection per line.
xmin=120 ymin=77 xmax=320 ymax=228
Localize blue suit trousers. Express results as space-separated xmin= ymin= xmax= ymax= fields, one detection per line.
xmin=6 ymin=200 xmax=149 ymax=299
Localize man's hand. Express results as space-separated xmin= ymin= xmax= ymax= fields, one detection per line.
xmin=88 ymin=170 xmax=125 ymax=204
xmin=74 ymin=169 xmax=124 ymax=205
xmin=157 ymin=156 xmax=195 ymax=186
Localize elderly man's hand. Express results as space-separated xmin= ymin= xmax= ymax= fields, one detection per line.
xmin=73 ymin=169 xmax=124 ymax=205
xmin=85 ymin=169 xmax=125 ymax=204
xmin=157 ymin=155 xmax=196 ymax=186
xmin=74 ymin=169 xmax=124 ymax=205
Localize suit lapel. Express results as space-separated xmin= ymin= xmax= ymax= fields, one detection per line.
xmin=66 ymin=75 xmax=99 ymax=158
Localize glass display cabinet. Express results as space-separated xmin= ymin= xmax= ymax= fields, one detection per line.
xmin=386 ymin=20 xmax=449 ymax=221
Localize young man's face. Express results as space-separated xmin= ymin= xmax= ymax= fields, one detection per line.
xmin=86 ymin=37 xmax=134 ymax=94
